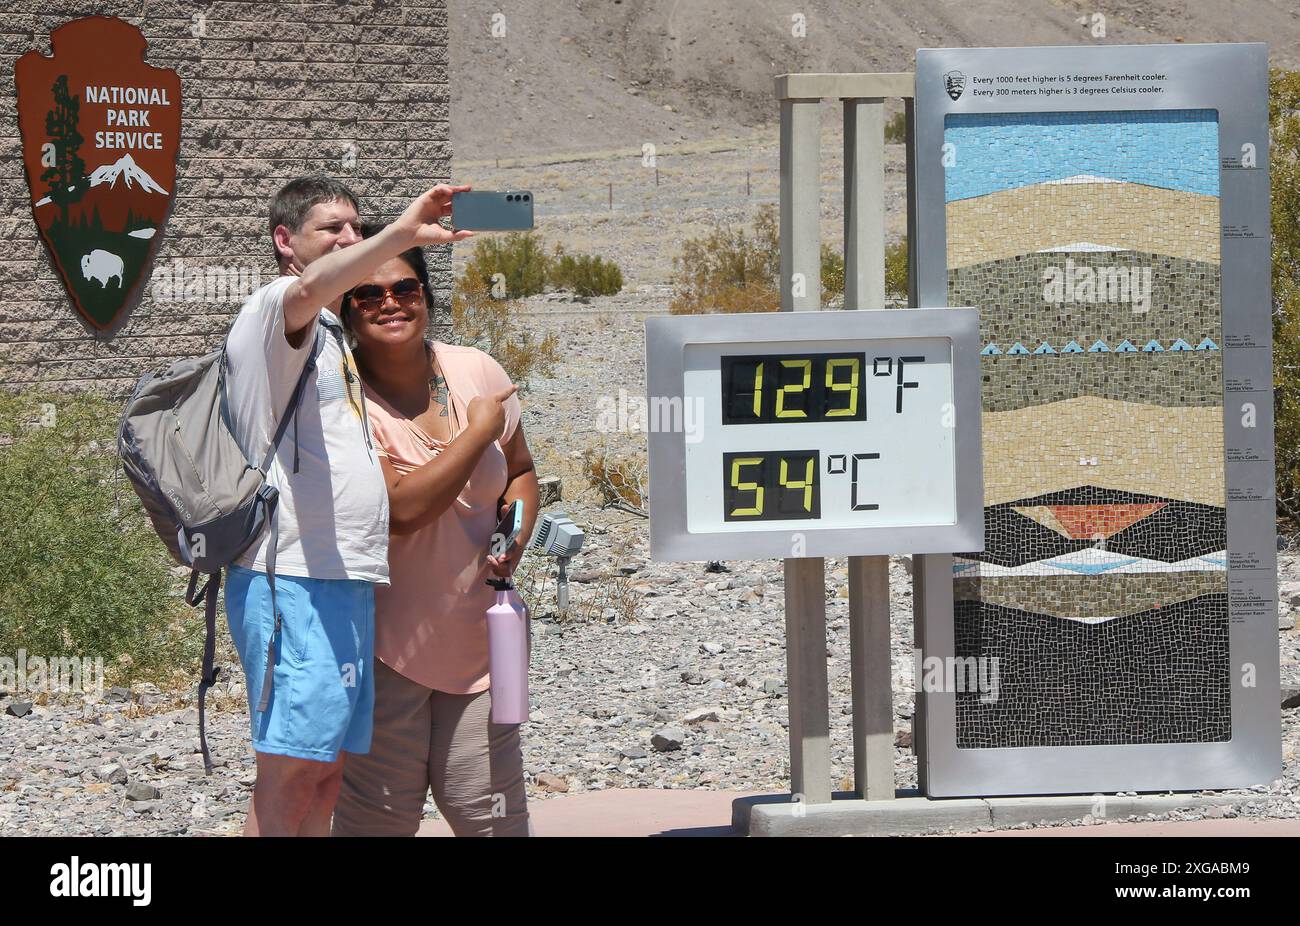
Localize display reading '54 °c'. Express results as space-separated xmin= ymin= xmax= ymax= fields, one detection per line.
xmin=720 ymin=352 xmax=924 ymax=521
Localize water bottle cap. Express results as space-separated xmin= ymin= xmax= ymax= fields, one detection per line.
xmin=486 ymin=577 xmax=514 ymax=591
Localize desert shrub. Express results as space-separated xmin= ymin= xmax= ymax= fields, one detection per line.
xmin=884 ymin=110 xmax=907 ymax=144
xmin=670 ymin=204 xmax=874 ymax=312
xmin=549 ymin=250 xmax=624 ymax=297
xmin=0 ymin=391 xmax=198 ymax=686
xmin=820 ymin=238 xmax=907 ymax=306
xmin=450 ymin=271 xmax=560 ymax=390
xmin=464 ymin=231 xmax=551 ymax=298
xmin=670 ymin=205 xmax=781 ymax=314
xmin=518 ymin=552 xmax=642 ymax=624
xmin=821 ymin=243 xmax=845 ymax=302
xmin=673 ymin=282 xmax=780 ymax=314
xmin=583 ymin=448 xmax=647 ymax=513
xmin=1270 ymin=68 xmax=1300 ymax=523
xmin=465 ymin=233 xmax=626 ymax=301
xmin=886 ymin=236 xmax=909 ymax=302
xmin=571 ymin=573 xmax=642 ymax=624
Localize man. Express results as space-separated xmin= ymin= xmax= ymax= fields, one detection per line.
xmin=222 ymin=176 xmax=471 ymax=836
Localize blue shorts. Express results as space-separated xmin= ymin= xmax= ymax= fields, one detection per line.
xmin=224 ymin=564 xmax=375 ymax=762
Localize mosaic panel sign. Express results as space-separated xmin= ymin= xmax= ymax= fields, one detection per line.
xmin=951 ymin=108 xmax=1228 ymax=748
xmin=914 ymin=44 xmax=1279 ymax=796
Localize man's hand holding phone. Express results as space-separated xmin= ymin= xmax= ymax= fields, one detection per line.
xmin=395 ymin=183 xmax=477 ymax=246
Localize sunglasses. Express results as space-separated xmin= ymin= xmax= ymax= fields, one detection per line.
xmin=350 ymin=277 xmax=424 ymax=312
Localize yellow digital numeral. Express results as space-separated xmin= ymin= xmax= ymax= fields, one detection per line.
xmin=730 ymin=456 xmax=765 ymax=516
xmin=779 ymin=455 xmax=814 ymax=512
xmin=775 ymin=359 xmax=811 ymax=418
xmin=752 ymin=362 xmax=763 ymax=418
xmin=825 ymin=358 xmax=859 ymax=417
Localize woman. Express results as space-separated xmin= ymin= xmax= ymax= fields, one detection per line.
xmin=330 ymin=225 xmax=538 ymax=837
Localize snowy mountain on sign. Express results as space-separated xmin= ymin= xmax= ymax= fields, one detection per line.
xmin=34 ymin=153 xmax=170 ymax=207
xmin=86 ymin=153 xmax=169 ymax=195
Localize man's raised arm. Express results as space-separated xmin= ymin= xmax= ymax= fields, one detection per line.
xmin=282 ymin=183 xmax=474 ymax=336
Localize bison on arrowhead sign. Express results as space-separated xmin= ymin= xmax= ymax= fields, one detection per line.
xmin=15 ymin=16 xmax=181 ymax=333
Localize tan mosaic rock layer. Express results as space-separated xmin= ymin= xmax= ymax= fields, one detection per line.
xmin=953 ymin=571 xmax=1227 ymax=620
xmin=946 ymin=181 xmax=1220 ymax=269
xmin=983 ymin=396 xmax=1224 ymax=507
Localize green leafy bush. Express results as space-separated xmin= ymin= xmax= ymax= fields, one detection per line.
xmin=549 ymin=251 xmax=624 ymax=297
xmin=886 ymin=236 xmax=909 ymax=302
xmin=820 ymin=243 xmax=845 ymax=302
xmin=884 ymin=110 xmax=907 ymax=144
xmin=464 ymin=231 xmax=551 ymax=299
xmin=0 ymin=391 xmax=198 ymax=687
xmin=464 ymin=232 xmax=626 ymax=300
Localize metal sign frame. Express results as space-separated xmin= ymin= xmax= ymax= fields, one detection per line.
xmin=646 ymin=307 xmax=984 ymax=562
xmin=913 ymin=43 xmax=1279 ymax=796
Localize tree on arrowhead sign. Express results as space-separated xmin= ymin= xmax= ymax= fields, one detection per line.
xmin=15 ymin=16 xmax=181 ymax=333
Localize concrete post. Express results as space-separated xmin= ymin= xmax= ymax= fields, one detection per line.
xmin=843 ymin=97 xmax=895 ymax=801
xmin=779 ymin=96 xmax=831 ymax=805
xmin=843 ymin=98 xmax=886 ymax=309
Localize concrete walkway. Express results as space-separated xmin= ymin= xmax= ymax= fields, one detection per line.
xmin=417 ymin=788 xmax=758 ymax=837
xmin=974 ymin=818 xmax=1300 ymax=836
xmin=416 ymin=788 xmax=1300 ymax=837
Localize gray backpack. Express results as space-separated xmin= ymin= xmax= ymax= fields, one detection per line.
xmin=118 ymin=314 xmax=341 ymax=773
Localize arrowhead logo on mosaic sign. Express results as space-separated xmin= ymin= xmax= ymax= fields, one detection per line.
xmin=944 ymin=70 xmax=966 ymax=101
xmin=14 ymin=16 xmax=180 ymax=333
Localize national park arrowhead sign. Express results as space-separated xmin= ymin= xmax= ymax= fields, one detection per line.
xmin=15 ymin=16 xmax=180 ymax=333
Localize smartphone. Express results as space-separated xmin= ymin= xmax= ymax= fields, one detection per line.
xmin=451 ymin=191 xmax=535 ymax=231
xmin=489 ymin=499 xmax=524 ymax=558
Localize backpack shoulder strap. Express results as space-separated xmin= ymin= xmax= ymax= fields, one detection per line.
xmin=257 ymin=319 xmax=327 ymax=475
xmin=216 ymin=316 xmax=327 ymax=473
xmin=188 ymin=569 xmax=221 ymax=775
xmin=320 ymin=314 xmax=376 ymax=451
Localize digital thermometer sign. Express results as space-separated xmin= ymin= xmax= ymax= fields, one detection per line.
xmin=645 ymin=309 xmax=984 ymax=561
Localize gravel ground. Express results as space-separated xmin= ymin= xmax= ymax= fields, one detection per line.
xmin=1 ymin=288 xmax=1296 ymax=836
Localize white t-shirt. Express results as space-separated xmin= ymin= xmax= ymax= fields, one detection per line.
xmin=224 ymin=275 xmax=390 ymax=584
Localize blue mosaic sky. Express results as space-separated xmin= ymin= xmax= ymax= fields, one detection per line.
xmin=944 ymin=110 xmax=1220 ymax=202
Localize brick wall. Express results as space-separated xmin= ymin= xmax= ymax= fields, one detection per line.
xmin=0 ymin=0 xmax=451 ymax=394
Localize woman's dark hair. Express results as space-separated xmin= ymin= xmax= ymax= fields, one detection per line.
xmin=339 ymin=221 xmax=435 ymax=330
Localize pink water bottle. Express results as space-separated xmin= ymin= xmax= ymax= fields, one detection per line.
xmin=507 ymin=588 xmax=530 ymax=648
xmin=486 ymin=578 xmax=529 ymax=724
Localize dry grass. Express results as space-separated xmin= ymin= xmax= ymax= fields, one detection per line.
xmin=584 ymin=448 xmax=647 ymax=514
xmin=450 ymin=271 xmax=561 ymax=390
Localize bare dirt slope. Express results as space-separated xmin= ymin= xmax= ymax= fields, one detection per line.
xmin=450 ymin=0 xmax=1300 ymax=159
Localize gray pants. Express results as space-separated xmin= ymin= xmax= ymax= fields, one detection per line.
xmin=332 ymin=659 xmax=530 ymax=836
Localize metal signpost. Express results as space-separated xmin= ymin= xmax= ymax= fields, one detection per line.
xmin=646 ymin=72 xmax=983 ymax=818
xmin=645 ymin=308 xmax=982 ymax=810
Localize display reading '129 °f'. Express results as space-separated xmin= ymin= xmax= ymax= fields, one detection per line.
xmin=645 ymin=309 xmax=984 ymax=562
